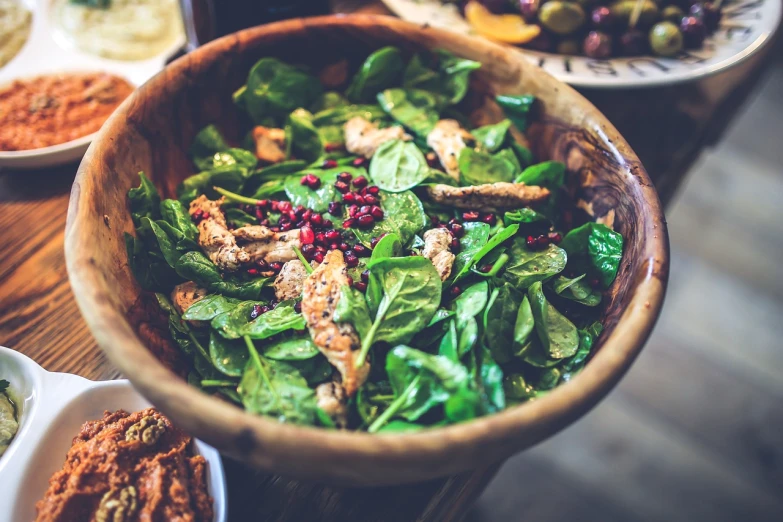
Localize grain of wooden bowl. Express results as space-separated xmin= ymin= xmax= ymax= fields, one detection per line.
xmin=64 ymin=14 xmax=668 ymax=486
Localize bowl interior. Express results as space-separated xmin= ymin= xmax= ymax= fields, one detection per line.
xmin=65 ymin=15 xmax=668 ymax=485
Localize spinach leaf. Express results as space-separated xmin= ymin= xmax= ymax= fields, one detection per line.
xmin=156 ymin=294 xmax=215 ymax=378
xmin=377 ymin=89 xmax=440 ymax=137
xmin=518 ymin=336 xmax=562 ymax=368
xmin=551 ymin=274 xmax=602 ymax=307
xmin=527 ymin=282 xmax=579 ymax=359
xmin=241 ymin=58 xmax=323 ymax=123
xmin=511 ymin=141 xmax=534 ymax=169
xmin=351 ymin=190 xmax=427 ymax=247
xmin=422 ymin=168 xmax=459 ymax=187
xmin=287 ymin=109 xmax=324 ymax=163
xmin=503 ymin=373 xmax=536 ymax=402
xmin=358 ymin=257 xmax=442 ymax=366
xmin=502 ymin=239 xmax=567 ymax=289
xmin=195 ymin=148 xmax=257 ymax=173
xmin=212 ymin=277 xmax=270 ymax=301
xmin=189 ymin=124 xmax=229 ymax=166
xmin=128 ymin=172 xmax=160 ymax=226
xmin=369 ymin=233 xmax=402 ymax=262
xmin=438 ymin=319 xmax=459 ymax=361
xmin=453 ymin=280 xmax=489 ymax=327
xmin=495 ymin=147 xmax=521 ymax=173
xmin=515 ymin=160 xmax=566 ymax=190
xmin=452 ymin=224 xmax=519 ymax=282
xmin=477 ymin=347 xmax=505 ymax=413
xmin=177 ymin=166 xmax=246 ymax=204
xmin=369 ymin=139 xmax=429 ymax=192
xmin=239 ymin=337 xmax=317 ymax=425
xmin=125 ymin=233 xmax=180 ymax=292
xmin=559 ymin=222 xmax=623 ymax=288
xmin=209 ymin=331 xmax=247 ymax=377
xmin=310 ymin=91 xmax=349 ymax=112
xmin=242 ymin=301 xmax=306 ymax=340
xmin=503 ymin=208 xmax=551 ymax=228
xmin=283 ymin=167 xmax=345 ymax=213
xmin=175 ymin=251 xmax=270 ymax=300
xmin=346 ymin=46 xmax=405 ymax=103
xmin=410 ymin=308 xmax=454 ymax=351
xmin=483 ymin=285 xmax=533 ymax=364
xmin=144 ymin=218 xmax=182 ymax=268
xmin=245 ymin=159 xmax=308 ymax=193
xmin=458 ymin=148 xmax=516 ymax=185
xmin=154 ymin=220 xmax=198 ymax=253
xmin=182 ymin=295 xmax=241 ymax=321
xmin=403 ymin=50 xmax=480 ymax=105
xmin=160 ymin=199 xmax=198 ymax=242
xmin=458 ymin=316 xmax=479 ymax=356
xmin=210 ymin=301 xmax=255 ymax=338
xmin=357 ymin=380 xmax=394 ymax=426
xmin=224 ymin=207 xmax=258 ymax=227
xmin=472 ymin=119 xmax=511 ymax=153
xmin=333 ymin=284 xmax=373 ymax=340
xmin=451 ymin=222 xmax=490 ymax=279
xmin=496 ymin=94 xmax=535 ymax=132
xmin=312 ymin=104 xmax=386 ymax=127
xmin=537 ymin=367 xmax=562 ymax=390
xmin=378 ymin=420 xmax=426 ymax=433
xmin=262 ymin=334 xmax=320 ymax=361
xmin=292 ymin=355 xmax=333 ymax=386
xmin=560 ymin=328 xmax=596 ymax=381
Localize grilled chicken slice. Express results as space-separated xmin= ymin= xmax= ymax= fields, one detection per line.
xmin=252 ymin=126 xmax=286 ymax=164
xmin=232 ymin=226 xmax=301 ymax=264
xmin=315 ymin=380 xmax=349 ymax=429
xmin=427 ymin=119 xmax=474 ymax=181
xmin=344 ymin=116 xmax=410 ymax=158
xmin=273 ymin=259 xmax=309 ymax=301
xmin=189 ymin=195 xmax=250 ymax=271
xmin=301 ymin=250 xmax=369 ymax=396
xmin=170 ymin=281 xmax=209 ymax=328
xmin=422 ymin=228 xmax=455 ymax=281
xmin=425 ymin=182 xmax=550 ymax=212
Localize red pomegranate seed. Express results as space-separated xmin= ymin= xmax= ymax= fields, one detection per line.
xmin=295 ymin=205 xmax=305 ymax=216
xmin=295 ymin=220 xmax=306 ymax=228
xmin=367 ymin=186 xmax=380 ymax=195
xmin=479 ymin=264 xmax=493 ymax=273
xmin=339 ymin=242 xmax=350 ymax=251
xmin=315 ymin=232 xmax=326 ymax=245
xmin=359 ymin=205 xmax=372 ymax=216
xmin=325 ymin=229 xmax=340 ymax=241
xmin=526 ymin=236 xmax=536 ymax=248
xmin=269 ymin=262 xmax=283 ymax=271
xmin=352 ymin=157 xmax=367 ymax=167
xmin=548 ymin=232 xmax=562 ymax=243
xmin=300 ymin=174 xmax=319 ymax=188
xmin=259 ymin=219 xmax=270 ymax=226
xmin=257 ymin=200 xmax=269 ymax=209
xmin=255 ymin=208 xmax=265 ymax=220
xmin=247 ymin=268 xmax=259 ymax=276
xmin=328 ymin=201 xmax=342 ymax=216
xmin=329 ymin=242 xmax=340 ymax=251
xmin=288 ymin=210 xmax=297 ymax=222
xmin=294 ymin=301 xmax=302 ymax=313
xmin=324 ymin=143 xmax=342 ymax=153
xmin=322 ymin=159 xmax=338 ymax=169
xmin=342 ymin=218 xmax=356 ymax=228
xmin=337 ymin=171 xmax=353 ymax=183
xmin=450 ymin=238 xmax=460 ymax=251
xmin=363 ymin=194 xmax=379 ymax=205
xmin=430 ymin=215 xmax=440 ymax=225
xmin=482 ymin=213 xmax=497 ymax=225
xmin=353 ymin=244 xmax=369 ymax=257
xmin=342 ymin=192 xmax=355 ymax=203
xmin=345 ymin=254 xmax=359 ymax=267
xmin=257 ymin=260 xmax=268 ymax=269
xmin=270 ymin=201 xmax=280 ymax=211
xmin=301 ymin=244 xmax=315 ymax=258
xmin=450 ymin=223 xmax=465 ymax=237
xmin=301 ymin=209 xmax=312 ymax=221
xmin=277 ymin=201 xmax=292 ymax=213
xmin=314 ymin=252 xmax=325 ymax=263
xmin=370 ymin=235 xmax=386 ymax=248
xmin=300 ymin=226 xmax=315 ymax=245
xmin=354 ymin=281 xmax=367 ymax=292
xmin=352 ymin=176 xmax=368 ymax=189
xmin=323 ymin=219 xmax=333 ymax=228
xmin=536 ymin=235 xmax=549 ymax=247
xmin=370 ymin=206 xmax=384 ymax=220
xmin=250 ymin=304 xmax=262 ymax=319
xmin=334 ymin=180 xmax=350 ymax=193
xmin=315 ymin=245 xmax=327 ymax=254
xmin=346 ymin=275 xmax=354 ymax=287
xmin=361 ymin=269 xmax=370 ymax=282
xmin=449 ymin=285 xmax=462 ymax=297
xmin=280 ymin=222 xmax=294 ymax=231
xmin=348 ymin=205 xmax=359 ymax=218
xmin=357 ymin=215 xmax=374 ymax=228
xmin=310 ymin=214 xmax=324 ymax=227
xmin=462 ymin=211 xmax=480 ymax=221
xmin=353 ymin=194 xmax=365 ymax=205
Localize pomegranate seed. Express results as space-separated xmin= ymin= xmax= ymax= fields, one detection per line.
xmin=359 ymin=205 xmax=372 ymax=216
xmin=354 ymin=194 xmax=365 ymax=205
xmin=329 ymin=242 xmax=340 ymax=251
xmin=353 ymin=244 xmax=369 ymax=257
xmin=370 ymin=235 xmax=385 ymax=248
xmin=270 ymin=226 xmax=280 ymax=232
xmin=310 ymin=214 xmax=324 ymax=227
xmin=370 ymin=206 xmax=384 ymax=220
xmin=301 ymin=244 xmax=315 ymax=257
xmin=280 ymin=222 xmax=294 ymax=231
xmin=363 ymin=194 xmax=379 ymax=206
xmin=357 ymin=215 xmax=375 ymax=228
xmin=294 ymin=220 xmax=306 ymax=228
xmin=257 ymin=260 xmax=268 ymax=269
xmin=526 ymin=236 xmax=537 ymax=248
xmin=270 ymin=201 xmax=280 ymax=211
xmin=312 ymin=252 xmax=324 ymax=263
xmin=450 ymin=238 xmax=460 ymax=251
xmin=295 ymin=205 xmax=305 ymax=217
xmin=462 ymin=211 xmax=480 ymax=221
xmin=324 ymin=143 xmax=342 ymax=153
xmin=322 ymin=159 xmax=338 ymax=169
xmin=269 ymin=262 xmax=283 ymax=271
xmin=426 ymin=151 xmax=440 ymax=168
xmin=482 ymin=213 xmax=497 ymax=225
xmin=258 ymin=200 xmax=270 ymax=209
xmin=346 ymin=275 xmax=354 ymax=287
xmin=349 ymin=205 xmax=359 ymax=218
xmin=315 ymin=245 xmax=327 ymax=254
xmin=548 ymin=232 xmax=562 ymax=243
xmin=367 ymin=186 xmax=380 ymax=195
xmin=352 ymin=176 xmax=368 ymax=189
xmin=342 ymin=218 xmax=356 ymax=228
xmin=345 ymin=254 xmax=359 ymax=267
xmin=430 ymin=215 xmax=440 ymax=225
xmin=294 ymin=301 xmax=302 ymax=313
xmin=300 ymin=226 xmax=315 ymax=245
xmin=361 ymin=270 xmax=370 ymax=282
xmin=247 ymin=268 xmax=259 ymax=276
xmin=328 ymin=201 xmax=342 ymax=216
xmin=314 ymin=232 xmax=326 ymax=245
xmin=354 ymin=281 xmax=368 ymax=292
xmin=337 ymin=171 xmax=353 ymax=183
xmin=334 ymin=180 xmax=350 ymax=193
xmin=278 ymin=201 xmax=292 ymax=213
xmin=337 ymin=243 xmax=348 ymax=252
xmin=325 ymin=229 xmax=341 ymax=241
xmin=259 ymin=219 xmax=270 ymax=226
xmin=300 ymin=174 xmax=320 ymax=188
xmin=536 ymin=235 xmax=549 ymax=247
xmin=351 ymin=157 xmax=367 ymax=167
xmin=479 ymin=264 xmax=493 ymax=273
xmin=449 ymin=286 xmax=462 ymax=297
xmin=250 ymin=304 xmax=262 ymax=319
xmin=255 ymin=208 xmax=265 ymax=220
xmin=323 ymin=219 xmax=333 ymax=228
xmin=450 ymin=223 xmax=465 ymax=237
xmin=287 ymin=210 xmax=297 ymax=222
xmin=342 ymin=192 xmax=355 ymax=203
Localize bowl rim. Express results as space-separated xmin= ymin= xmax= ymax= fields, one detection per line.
xmin=65 ymin=14 xmax=669 ymax=483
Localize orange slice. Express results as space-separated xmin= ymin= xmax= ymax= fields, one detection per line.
xmin=464 ymin=1 xmax=542 ymax=44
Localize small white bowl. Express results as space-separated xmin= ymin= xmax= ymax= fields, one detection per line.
xmin=0 ymin=346 xmax=227 ymax=522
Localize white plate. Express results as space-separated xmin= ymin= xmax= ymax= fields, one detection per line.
xmin=0 ymin=346 xmax=227 ymax=522
xmin=382 ymin=0 xmax=782 ymax=88
xmin=0 ymin=0 xmax=186 ymax=169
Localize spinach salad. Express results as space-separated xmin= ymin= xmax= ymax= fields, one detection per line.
xmin=125 ymin=47 xmax=623 ymax=433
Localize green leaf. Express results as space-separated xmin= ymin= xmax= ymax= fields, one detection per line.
xmin=182 ymin=295 xmax=241 ymax=321
xmin=560 ymin=328 xmax=597 ymax=381
xmin=351 ymin=190 xmax=427 ymax=248
xmin=403 ymin=49 xmax=480 ymax=105
xmin=128 ymin=172 xmax=161 ymax=226
xmin=438 ymin=319 xmax=459 ymax=361
xmin=369 ymin=233 xmax=402 ymax=262
xmin=496 ymin=94 xmax=535 ymax=132
xmin=510 ymin=141 xmax=534 ymax=169
xmin=262 ymin=334 xmax=320 ymax=361
xmin=160 ymin=199 xmax=198 ymax=242
xmin=224 ymin=207 xmax=258 ymax=227
xmin=189 ymin=125 xmax=230 ymax=165
xmin=283 ymin=167 xmax=350 ymax=213
xmin=551 ymin=274 xmax=602 ymax=307
xmin=451 ymin=222 xmax=490 ymax=279
xmin=458 ymin=316 xmax=479 ymax=356
xmin=333 ymin=284 xmax=373 ymax=341
xmin=515 ymin=160 xmax=566 ymax=190
xmin=377 ymin=88 xmax=440 ymax=137
xmin=410 ymin=309 xmax=454 ymax=351
xmin=346 ymin=46 xmax=405 ymax=103
xmin=286 ymin=108 xmax=324 ymax=163
xmin=377 ymin=420 xmax=425 ymax=433
xmin=503 ymin=373 xmax=536 ymax=402
xmin=502 ymin=239 xmax=567 ymax=290
xmin=452 ymin=224 xmax=519 ymax=282
xmin=195 ymin=148 xmax=257 ymax=173
xmin=369 ymin=139 xmax=429 ymax=192
xmin=483 ymin=285 xmax=529 ymax=364
xmin=242 ymin=57 xmax=323 ymax=123
xmin=310 ymin=91 xmax=349 ymax=112
xmin=458 ymin=148 xmax=517 ymax=185
xmin=175 ymin=251 xmax=270 ymax=300
xmin=528 ymin=282 xmax=579 ymax=359
xmin=453 ymin=280 xmax=489 ymax=327
xmin=144 ymin=218 xmax=182 ymax=268
xmin=559 ymin=222 xmax=624 ymax=288
xmin=242 ymin=301 xmax=306 ymax=340
xmin=176 ymin=167 xmax=246 ymax=203
xmin=125 ymin=233 xmax=180 ymax=292
xmin=357 ymin=380 xmax=394 ymax=426
xmin=503 ymin=208 xmax=551 ymax=228
xmin=209 ymin=331 xmax=247 ymax=377
xmin=472 ymin=119 xmax=511 ymax=153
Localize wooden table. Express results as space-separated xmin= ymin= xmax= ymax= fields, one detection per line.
xmin=0 ymin=2 xmax=778 ymax=520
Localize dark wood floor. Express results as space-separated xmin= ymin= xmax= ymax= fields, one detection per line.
xmin=468 ymin=59 xmax=783 ymax=522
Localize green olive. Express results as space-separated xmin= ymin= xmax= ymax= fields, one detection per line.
xmin=539 ymin=1 xmax=587 ymax=35
xmin=556 ymin=39 xmax=581 ymax=54
xmin=649 ymin=21 xmax=684 ymax=56
xmin=610 ymin=0 xmax=659 ymax=27
xmin=661 ymin=5 xmax=685 ymax=23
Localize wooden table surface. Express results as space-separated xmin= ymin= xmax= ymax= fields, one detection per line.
xmin=0 ymin=2 xmax=778 ymax=521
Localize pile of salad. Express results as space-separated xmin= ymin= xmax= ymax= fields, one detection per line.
xmin=125 ymin=46 xmax=623 ymax=433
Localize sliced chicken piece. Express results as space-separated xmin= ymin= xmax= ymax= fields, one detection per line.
xmin=252 ymin=126 xmax=286 ymax=164
xmin=301 ymin=250 xmax=369 ymax=396
xmin=344 ymin=116 xmax=410 ymax=158
xmin=315 ymin=380 xmax=349 ymax=429
xmin=189 ymin=195 xmax=250 ymax=271
xmin=427 ymin=119 xmax=475 ymax=181
xmin=425 ymin=182 xmax=550 ymax=212
xmin=422 ymin=228 xmax=455 ymax=281
xmin=232 ymin=225 xmax=301 ymax=264
xmin=170 ymin=281 xmax=209 ymax=328
xmin=273 ymin=259 xmax=309 ymax=301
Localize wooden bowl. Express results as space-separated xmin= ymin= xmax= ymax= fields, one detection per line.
xmin=65 ymin=15 xmax=668 ymax=486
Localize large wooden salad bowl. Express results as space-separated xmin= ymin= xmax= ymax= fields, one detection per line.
xmin=65 ymin=15 xmax=668 ymax=485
